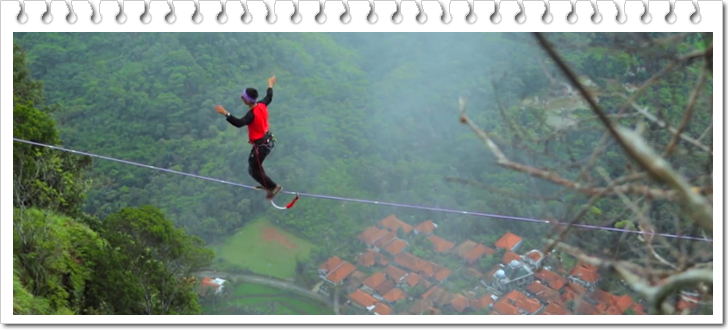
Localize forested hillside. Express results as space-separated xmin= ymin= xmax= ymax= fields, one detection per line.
xmin=13 ymin=43 xmax=214 ymax=315
xmin=13 ymin=32 xmax=713 ymax=316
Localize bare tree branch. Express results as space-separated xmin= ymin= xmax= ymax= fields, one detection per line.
xmin=629 ymin=104 xmax=712 ymax=155
xmin=663 ymin=66 xmax=708 ymax=157
xmin=615 ymin=126 xmax=712 ymax=231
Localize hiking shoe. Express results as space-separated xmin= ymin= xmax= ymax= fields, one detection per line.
xmin=266 ymin=185 xmax=282 ymax=199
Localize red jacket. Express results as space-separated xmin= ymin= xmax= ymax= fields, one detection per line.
xmin=247 ymin=102 xmax=269 ymax=142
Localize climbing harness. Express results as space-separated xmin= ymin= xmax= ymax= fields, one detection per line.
xmin=10 ymin=137 xmax=712 ymax=242
xmin=251 ymin=131 xmax=296 ymax=209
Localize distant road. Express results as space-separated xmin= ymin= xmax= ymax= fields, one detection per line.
xmin=195 ymin=270 xmax=335 ymax=311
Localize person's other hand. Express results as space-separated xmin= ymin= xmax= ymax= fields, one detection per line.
xmin=268 ymin=74 xmax=276 ymax=88
xmin=215 ymin=105 xmax=228 ymax=115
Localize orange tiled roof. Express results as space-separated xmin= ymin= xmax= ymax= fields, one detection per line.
xmin=378 ymin=214 xmax=414 ymax=234
xmin=562 ymin=283 xmax=587 ymax=302
xmin=419 ymin=262 xmax=435 ymax=278
xmin=409 ymin=299 xmax=434 ymax=315
xmin=197 ymin=279 xmax=219 ymax=297
xmin=350 ymin=270 xmax=368 ymax=282
xmin=373 ymin=302 xmax=393 ymax=315
xmin=503 ymin=290 xmax=528 ymax=303
xmin=515 ymin=296 xmax=543 ymax=314
xmin=451 ymin=294 xmax=469 ymax=312
xmin=357 ymin=227 xmax=389 ymax=245
xmin=428 ymin=287 xmax=454 ymax=307
xmin=372 ymin=230 xmax=398 ymax=248
xmin=469 ymin=295 xmax=494 ymax=310
xmin=326 ymin=261 xmax=357 ymax=283
xmin=576 ymin=300 xmax=601 ymax=315
xmin=428 ymin=235 xmax=455 ymax=253
xmin=419 ymin=278 xmax=433 ymax=290
xmin=319 ymin=256 xmax=343 ymax=272
xmin=422 ymin=285 xmax=439 ymax=300
xmin=414 ymin=220 xmax=437 ymax=235
xmin=526 ymin=281 xmax=561 ymax=303
xmin=453 ymin=240 xmax=479 ymax=258
xmin=404 ymin=272 xmax=421 ymax=287
xmin=494 ymin=232 xmax=522 ymax=251
xmin=200 ymin=277 xmax=220 ymax=288
xmin=383 ymin=238 xmax=408 ymax=255
xmin=492 ymin=299 xmax=520 ymax=315
xmin=526 ymin=250 xmax=544 ymax=262
xmin=587 ymin=289 xmax=630 ymax=315
xmin=502 ymin=251 xmax=522 ymax=264
xmin=382 ymin=288 xmax=407 ymax=302
xmin=375 ymin=279 xmax=397 ymax=296
xmin=534 ymin=269 xmax=567 ymax=291
xmin=362 ymin=272 xmax=387 ymax=289
xmin=570 ymin=262 xmax=600 ymax=283
xmin=346 ymin=272 xmax=366 ymax=292
xmin=394 ymin=252 xmax=431 ymax=275
xmin=464 ymin=244 xmax=495 ymax=264
xmin=357 ymin=250 xmax=377 ymax=267
xmin=501 ymin=290 xmax=543 ymax=314
xmin=603 ymin=304 xmax=622 ymax=315
xmin=615 ymin=295 xmax=635 ymax=312
xmin=434 ymin=267 xmax=452 ymax=282
xmin=349 ymin=289 xmax=378 ymax=307
xmin=677 ymin=294 xmax=699 ymax=312
xmin=542 ymin=302 xmax=570 ymax=315
xmin=383 ymin=264 xmax=408 ymax=282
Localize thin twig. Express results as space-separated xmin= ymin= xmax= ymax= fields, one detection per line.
xmin=663 ymin=66 xmax=708 ymax=157
xmin=615 ymin=126 xmax=713 ymax=231
xmin=629 ymin=103 xmax=712 ymax=155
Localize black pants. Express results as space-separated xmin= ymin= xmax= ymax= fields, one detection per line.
xmin=248 ymin=140 xmax=277 ymax=190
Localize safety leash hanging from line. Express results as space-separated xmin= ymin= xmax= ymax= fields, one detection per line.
xmin=270 ymin=192 xmax=300 ymax=210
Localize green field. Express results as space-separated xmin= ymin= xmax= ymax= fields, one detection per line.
xmin=211 ymin=217 xmax=315 ymax=279
xmin=204 ymin=283 xmax=333 ymax=315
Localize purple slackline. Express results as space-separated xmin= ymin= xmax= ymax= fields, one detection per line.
xmin=12 ymin=137 xmax=713 ymax=243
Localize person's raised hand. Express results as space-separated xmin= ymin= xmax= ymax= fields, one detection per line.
xmin=268 ymin=74 xmax=276 ymax=88
xmin=215 ymin=105 xmax=228 ymax=115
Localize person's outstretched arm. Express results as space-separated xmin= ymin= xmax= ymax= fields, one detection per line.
xmin=260 ymin=88 xmax=273 ymax=106
xmin=215 ymin=105 xmax=254 ymax=127
xmin=226 ymin=110 xmax=254 ymax=127
xmin=260 ymin=74 xmax=276 ymax=106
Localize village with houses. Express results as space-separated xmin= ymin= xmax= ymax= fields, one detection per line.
xmin=314 ymin=214 xmax=701 ymax=316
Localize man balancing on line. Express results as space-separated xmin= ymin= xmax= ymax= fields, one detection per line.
xmin=215 ymin=74 xmax=282 ymax=200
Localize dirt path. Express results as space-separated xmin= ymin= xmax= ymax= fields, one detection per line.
xmin=195 ymin=271 xmax=332 ymax=308
xmin=261 ymin=226 xmax=297 ymax=250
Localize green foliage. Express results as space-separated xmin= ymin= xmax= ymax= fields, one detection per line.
xmin=479 ymin=254 xmax=498 ymax=271
xmin=614 ymin=220 xmax=636 ymax=230
xmin=13 ymin=43 xmax=92 ymax=217
xmin=12 ymin=207 xmax=103 ymax=314
xmin=12 ymin=32 xmax=713 ymax=315
xmin=88 ymin=205 xmax=214 ymax=315
xmin=12 ymin=44 xmax=214 ymax=315
xmin=13 ymin=260 xmax=54 ymax=315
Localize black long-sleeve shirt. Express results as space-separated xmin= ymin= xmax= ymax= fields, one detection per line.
xmin=226 ymin=88 xmax=273 ymax=127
